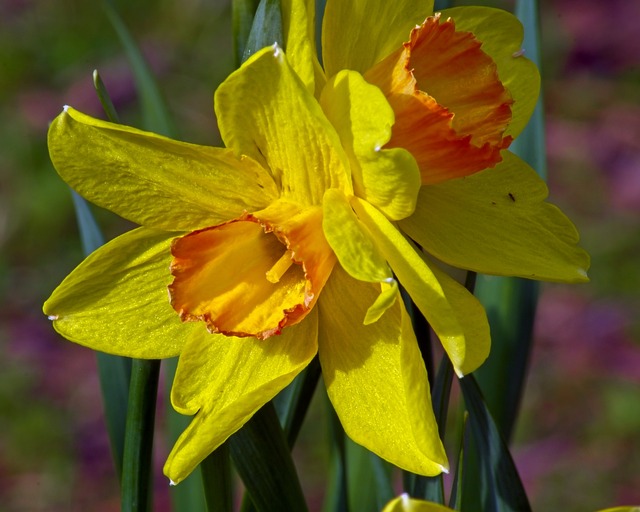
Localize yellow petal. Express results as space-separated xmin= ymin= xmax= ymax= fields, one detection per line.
xmin=427 ymin=260 xmax=491 ymax=376
xmin=169 ymin=201 xmax=335 ymax=339
xmin=215 ymin=46 xmax=351 ymax=206
xmin=363 ymin=279 xmax=399 ymax=326
xmin=48 ymin=107 xmax=277 ymax=231
xmin=440 ymin=6 xmax=540 ymax=139
xmin=43 ymin=227 xmax=195 ymax=358
xmin=322 ymin=189 xmax=390 ymax=283
xmin=399 ymin=151 xmax=590 ymax=283
xmin=318 ymin=265 xmax=448 ymax=475
xmin=322 ymin=189 xmax=398 ymax=323
xmin=383 ymin=494 xmax=455 ymax=512
xmin=322 ymin=0 xmax=434 ymax=77
xmin=165 ymin=308 xmax=318 ymax=484
xmin=351 ymin=198 xmax=488 ymax=375
xmin=281 ymin=0 xmax=321 ymax=93
xmin=320 ymin=70 xmax=421 ymax=220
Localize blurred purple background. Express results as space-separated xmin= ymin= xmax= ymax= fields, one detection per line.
xmin=1 ymin=0 xmax=638 ymax=510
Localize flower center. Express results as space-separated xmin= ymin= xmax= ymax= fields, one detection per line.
xmin=168 ymin=204 xmax=336 ymax=340
xmin=364 ymin=14 xmax=513 ymax=185
xmin=266 ymin=249 xmax=295 ymax=284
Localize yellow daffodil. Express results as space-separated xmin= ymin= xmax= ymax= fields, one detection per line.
xmin=383 ymin=494 xmax=455 ymax=512
xmin=45 ymin=2 xmax=588 ymax=486
xmin=286 ymin=0 xmax=539 ymax=183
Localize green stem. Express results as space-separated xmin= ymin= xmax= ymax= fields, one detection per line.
xmin=201 ymin=442 xmax=234 ymax=512
xmin=325 ymin=396 xmax=349 ymax=512
xmin=121 ymin=359 xmax=161 ymax=512
xmin=230 ymin=402 xmax=308 ymax=512
xmin=274 ymin=355 xmax=322 ymax=447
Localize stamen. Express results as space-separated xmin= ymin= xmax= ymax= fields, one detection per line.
xmin=266 ymin=250 xmax=294 ymax=283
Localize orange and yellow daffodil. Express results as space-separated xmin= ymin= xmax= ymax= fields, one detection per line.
xmin=45 ymin=1 xmax=588 ymax=485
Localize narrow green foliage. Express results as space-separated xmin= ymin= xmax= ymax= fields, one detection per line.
xmin=274 ymin=355 xmax=322 ymax=446
xmin=448 ymin=412 xmax=467 ymax=511
xmin=230 ymin=403 xmax=309 ymax=512
xmin=512 ymin=0 xmax=546 ymax=180
xmin=242 ymin=0 xmax=284 ymax=63
xmin=459 ymin=375 xmax=531 ymax=512
xmin=121 ymin=359 xmax=161 ymax=512
xmin=368 ymin=452 xmax=395 ymax=510
xmin=93 ymin=70 xmax=120 ymax=123
xmin=232 ymin=0 xmax=261 ymax=66
xmin=409 ymin=356 xmax=455 ymax=503
xmin=323 ymin=395 xmax=349 ymax=512
xmin=472 ymin=277 xmax=539 ymax=442
xmin=346 ymin=440 xmax=380 ymax=512
xmin=401 ymin=288 xmax=435 ymax=383
xmin=201 ymin=442 xmax=234 ymax=512
xmin=102 ymin=0 xmax=174 ymax=136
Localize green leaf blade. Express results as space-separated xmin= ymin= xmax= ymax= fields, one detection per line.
xmin=459 ymin=375 xmax=531 ymax=512
xmin=230 ymin=403 xmax=309 ymax=512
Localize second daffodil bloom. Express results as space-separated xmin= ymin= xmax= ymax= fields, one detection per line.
xmin=45 ymin=8 xmax=587 ymax=487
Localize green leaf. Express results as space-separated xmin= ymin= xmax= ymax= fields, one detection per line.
xmin=459 ymin=375 xmax=531 ymax=512
xmin=448 ymin=411 xmax=467 ymax=511
xmin=121 ymin=359 xmax=161 ymax=512
xmin=242 ymin=0 xmax=284 ymax=63
xmin=408 ymin=355 xmax=454 ymax=503
xmin=232 ymin=0 xmax=261 ymax=67
xmin=201 ymin=442 xmax=234 ymax=512
xmin=102 ymin=0 xmax=175 ymax=136
xmin=323 ymin=392 xmax=349 ymax=512
xmin=367 ymin=451 xmax=395 ymax=510
xmin=512 ymin=0 xmax=546 ymax=180
xmin=472 ymin=277 xmax=539 ymax=442
xmin=273 ymin=355 xmax=321 ymax=447
xmin=230 ymin=402 xmax=308 ymax=512
xmin=93 ymin=70 xmax=120 ymax=123
xmin=346 ymin=440 xmax=394 ymax=512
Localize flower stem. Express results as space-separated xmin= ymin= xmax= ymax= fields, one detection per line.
xmin=201 ymin=442 xmax=233 ymax=512
xmin=121 ymin=359 xmax=161 ymax=512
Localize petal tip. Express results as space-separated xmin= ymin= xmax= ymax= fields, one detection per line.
xmin=169 ymin=479 xmax=177 ymax=487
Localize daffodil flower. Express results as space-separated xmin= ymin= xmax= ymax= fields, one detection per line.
xmin=45 ymin=4 xmax=588 ymax=486
xmin=383 ymin=493 xmax=455 ymax=512
xmin=283 ymin=0 xmax=591 ymax=277
xmin=286 ymin=0 xmax=539 ymax=181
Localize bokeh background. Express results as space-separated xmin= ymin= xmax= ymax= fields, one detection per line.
xmin=1 ymin=0 xmax=638 ymax=510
